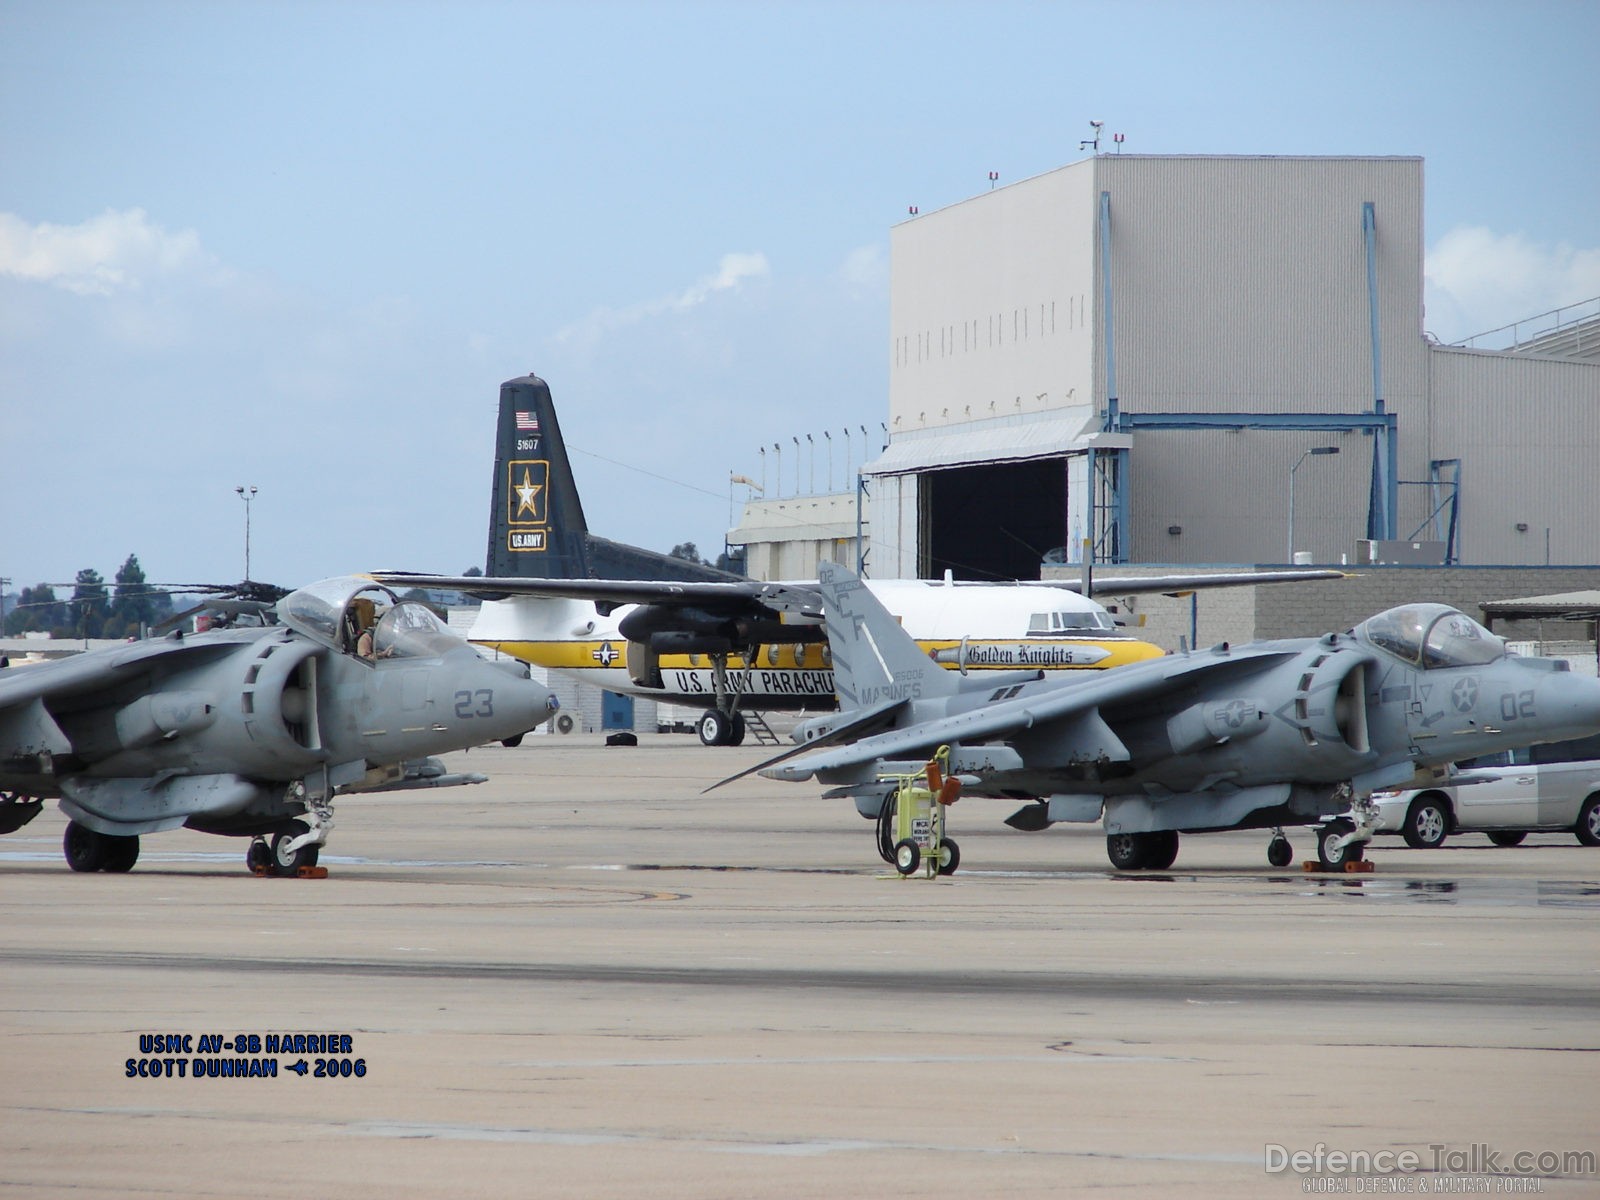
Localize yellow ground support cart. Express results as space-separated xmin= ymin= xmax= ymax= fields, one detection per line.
xmin=884 ymin=745 xmax=962 ymax=877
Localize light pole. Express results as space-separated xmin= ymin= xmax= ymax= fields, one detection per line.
xmin=1287 ymin=447 xmax=1339 ymax=562
xmin=235 ymin=485 xmax=258 ymax=581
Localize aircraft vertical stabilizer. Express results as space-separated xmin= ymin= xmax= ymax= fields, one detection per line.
xmin=817 ymin=561 xmax=959 ymax=708
xmin=486 ymin=374 xmax=592 ymax=579
xmin=485 ymin=374 xmax=739 ymax=583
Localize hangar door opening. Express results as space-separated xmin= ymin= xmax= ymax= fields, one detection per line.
xmin=920 ymin=458 xmax=1066 ymax=581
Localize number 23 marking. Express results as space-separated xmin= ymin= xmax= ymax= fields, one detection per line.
xmin=454 ymin=689 xmax=494 ymax=718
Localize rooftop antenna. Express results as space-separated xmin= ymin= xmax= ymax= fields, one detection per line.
xmin=988 ymin=170 xmax=999 ymax=190
xmin=1079 ymin=120 xmax=1104 ymax=153
xmin=1113 ymin=132 xmax=1126 ymax=153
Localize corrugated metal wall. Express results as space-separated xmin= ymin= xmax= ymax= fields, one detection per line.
xmin=1427 ymin=347 xmax=1600 ymax=563
xmin=1094 ymin=156 xmax=1426 ymax=563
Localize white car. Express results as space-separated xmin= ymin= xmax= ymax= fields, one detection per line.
xmin=1372 ymin=733 xmax=1600 ymax=848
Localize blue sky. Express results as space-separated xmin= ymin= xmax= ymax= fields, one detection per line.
xmin=3 ymin=0 xmax=1597 ymax=592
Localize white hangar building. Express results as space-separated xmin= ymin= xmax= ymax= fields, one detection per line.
xmin=845 ymin=154 xmax=1600 ymax=582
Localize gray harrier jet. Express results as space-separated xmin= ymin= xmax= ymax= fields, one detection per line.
xmin=735 ymin=563 xmax=1600 ymax=871
xmin=0 ymin=576 xmax=558 ymax=874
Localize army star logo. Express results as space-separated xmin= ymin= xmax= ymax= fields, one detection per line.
xmin=1450 ymin=676 xmax=1479 ymax=713
xmin=591 ymin=642 xmax=620 ymax=667
xmin=515 ymin=469 xmax=544 ymax=519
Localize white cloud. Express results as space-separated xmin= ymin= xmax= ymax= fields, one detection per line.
xmin=1425 ymin=226 xmax=1600 ymax=344
xmin=0 ymin=208 xmax=219 ymax=296
xmin=554 ymin=252 xmax=771 ymax=354
xmin=838 ymin=242 xmax=887 ymax=295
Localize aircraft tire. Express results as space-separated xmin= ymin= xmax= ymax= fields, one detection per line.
xmin=1486 ymin=831 xmax=1527 ymax=848
xmin=1317 ymin=819 xmax=1365 ymax=869
xmin=728 ymin=712 xmax=747 ymax=746
xmin=63 ymin=821 xmax=109 ymax=873
xmin=1143 ymin=831 xmax=1180 ymax=870
xmin=893 ymin=838 xmax=921 ymax=876
xmin=102 ymin=835 xmax=140 ymax=873
xmin=876 ymin=793 xmax=897 ymax=864
xmin=1267 ymin=836 xmax=1294 ymax=867
xmin=1576 ymin=795 xmax=1600 ymax=847
xmin=936 ymin=837 xmax=960 ymax=876
xmin=1402 ymin=795 xmax=1450 ymax=849
xmin=271 ymin=822 xmax=321 ymax=876
xmin=697 ymin=709 xmax=731 ymax=747
xmin=246 ymin=840 xmax=273 ymax=873
xmin=1105 ymin=832 xmax=1150 ymax=871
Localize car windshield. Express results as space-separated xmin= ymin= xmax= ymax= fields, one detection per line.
xmin=1358 ymin=604 xmax=1505 ymax=669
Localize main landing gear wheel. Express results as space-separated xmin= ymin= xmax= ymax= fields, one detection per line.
xmin=893 ymin=838 xmax=921 ymax=876
xmin=270 ymin=821 xmax=320 ymax=876
xmin=1106 ymin=830 xmax=1179 ymax=871
xmin=1402 ymin=796 xmax=1450 ymax=849
xmin=101 ymin=834 xmax=140 ymax=873
xmin=1317 ymin=818 xmax=1366 ymax=869
xmin=63 ymin=821 xmax=108 ymax=872
xmin=697 ymin=708 xmax=745 ymax=746
xmin=1267 ymin=836 xmax=1294 ymax=868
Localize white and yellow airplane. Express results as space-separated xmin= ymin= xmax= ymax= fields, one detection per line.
xmin=376 ymin=373 xmax=1340 ymax=745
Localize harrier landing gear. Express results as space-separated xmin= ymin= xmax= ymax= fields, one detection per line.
xmin=1105 ymin=829 xmax=1180 ymax=871
xmin=248 ymin=790 xmax=334 ymax=876
xmin=63 ymin=821 xmax=140 ymax=873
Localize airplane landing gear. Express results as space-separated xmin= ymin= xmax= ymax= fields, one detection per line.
xmin=1316 ymin=818 xmax=1366 ymax=869
xmin=1106 ymin=829 xmax=1179 ymax=871
xmin=696 ymin=708 xmax=747 ymax=746
xmin=1267 ymin=829 xmax=1293 ymax=867
xmin=63 ymin=821 xmax=140 ymax=873
xmin=270 ymin=821 xmax=321 ymax=875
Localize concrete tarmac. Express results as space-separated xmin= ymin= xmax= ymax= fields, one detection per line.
xmin=3 ymin=736 xmax=1598 ymax=1198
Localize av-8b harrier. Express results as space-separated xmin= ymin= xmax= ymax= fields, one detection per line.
xmin=732 ymin=563 xmax=1600 ymax=871
xmin=0 ymin=576 xmax=558 ymax=875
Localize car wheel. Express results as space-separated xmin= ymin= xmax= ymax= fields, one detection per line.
xmin=1576 ymin=795 xmax=1600 ymax=848
xmin=1486 ymin=831 xmax=1527 ymax=848
xmin=1402 ymin=795 xmax=1450 ymax=849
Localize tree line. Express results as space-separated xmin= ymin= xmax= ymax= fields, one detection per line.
xmin=3 ymin=554 xmax=175 ymax=640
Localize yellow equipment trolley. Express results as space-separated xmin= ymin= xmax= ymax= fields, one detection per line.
xmin=882 ymin=745 xmax=962 ymax=877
